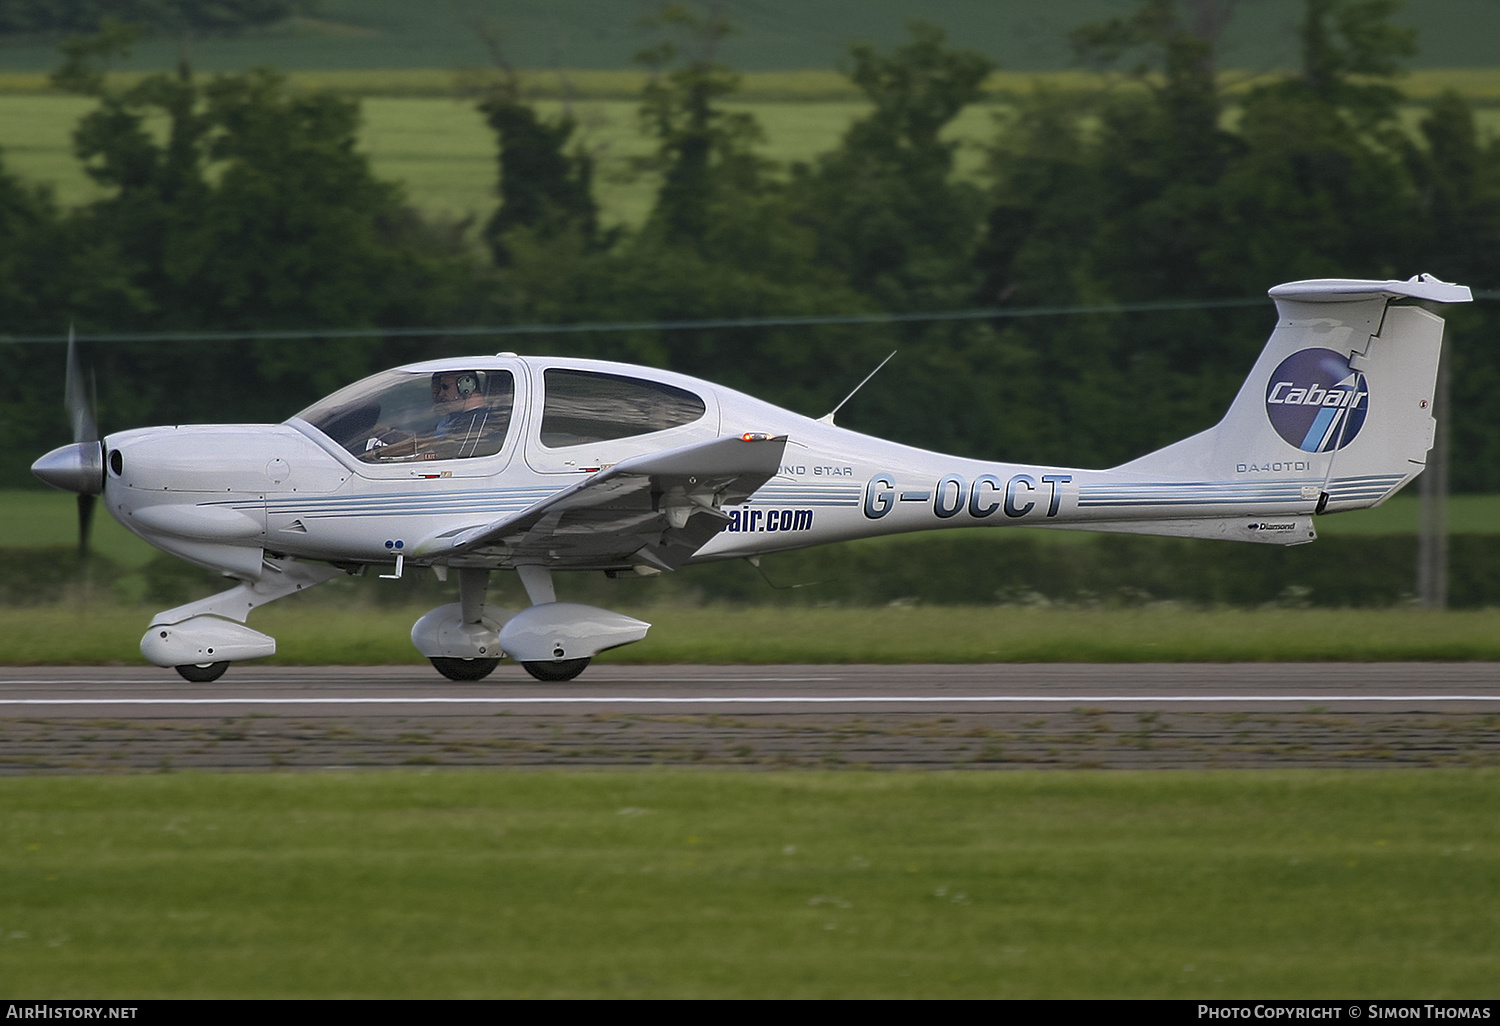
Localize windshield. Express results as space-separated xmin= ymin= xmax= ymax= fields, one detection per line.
xmin=295 ymin=368 xmax=515 ymax=462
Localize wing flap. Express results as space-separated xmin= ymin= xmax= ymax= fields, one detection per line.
xmin=414 ymin=433 xmax=787 ymax=569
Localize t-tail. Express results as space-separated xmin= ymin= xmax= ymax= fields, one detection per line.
xmin=1072 ymin=275 xmax=1473 ymax=545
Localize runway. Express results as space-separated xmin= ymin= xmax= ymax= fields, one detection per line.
xmin=4 ymin=662 xmax=1500 ymax=713
xmin=1 ymin=664 xmax=1497 ymax=773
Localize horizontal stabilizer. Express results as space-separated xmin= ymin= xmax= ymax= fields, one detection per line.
xmin=1050 ymin=516 xmax=1316 ymax=545
xmin=1267 ymin=274 xmax=1472 ymax=305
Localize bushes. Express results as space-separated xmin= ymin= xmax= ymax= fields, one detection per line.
xmin=689 ymin=533 xmax=1489 ymax=609
xmin=8 ymin=532 xmax=1489 ymax=610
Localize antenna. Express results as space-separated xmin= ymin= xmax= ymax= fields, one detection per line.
xmin=817 ymin=350 xmax=896 ymax=425
xmin=746 ymin=556 xmax=824 ymax=591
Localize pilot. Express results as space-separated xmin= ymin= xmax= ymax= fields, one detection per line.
xmin=423 ymin=371 xmax=502 ymax=460
xmin=358 ymin=370 xmax=509 ymax=462
xmin=432 ymin=371 xmax=486 ymax=427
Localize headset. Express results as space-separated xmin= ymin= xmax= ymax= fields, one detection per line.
xmin=433 ymin=371 xmax=481 ymax=402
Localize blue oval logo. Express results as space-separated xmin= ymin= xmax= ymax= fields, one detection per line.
xmin=1264 ymin=349 xmax=1369 ymax=452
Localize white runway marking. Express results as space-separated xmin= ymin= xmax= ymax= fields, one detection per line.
xmin=0 ymin=676 xmax=842 ymax=687
xmin=3 ymin=695 xmax=1500 ymax=707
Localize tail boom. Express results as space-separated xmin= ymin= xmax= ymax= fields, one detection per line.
xmin=699 ymin=276 xmax=1470 ymax=560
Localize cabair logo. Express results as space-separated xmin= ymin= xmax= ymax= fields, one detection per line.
xmin=1264 ymin=348 xmax=1369 ymax=453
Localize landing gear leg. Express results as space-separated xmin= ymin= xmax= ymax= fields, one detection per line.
xmin=429 ymin=568 xmax=502 ymax=680
xmin=513 ymin=566 xmax=590 ymax=682
xmin=412 ymin=568 xmax=511 ymax=681
xmin=141 ymin=557 xmax=344 ymax=680
xmin=496 ymin=565 xmax=650 ymax=682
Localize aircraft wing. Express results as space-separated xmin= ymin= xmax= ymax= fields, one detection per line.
xmin=414 ymin=433 xmax=788 ymax=570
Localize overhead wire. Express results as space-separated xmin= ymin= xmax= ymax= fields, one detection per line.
xmin=6 ymin=291 xmax=1494 ymax=346
xmin=0 ymin=296 xmax=1277 ymax=345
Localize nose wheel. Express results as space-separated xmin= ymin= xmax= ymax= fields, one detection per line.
xmin=175 ymin=661 xmax=229 ymax=683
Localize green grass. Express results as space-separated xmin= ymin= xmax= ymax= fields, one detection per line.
xmin=610 ymin=605 xmax=1500 ymax=663
xmin=0 ymin=491 xmax=160 ymax=567
xmin=2 ymin=769 xmax=1496 ymax=997
xmin=4 ymin=603 xmax=1500 ymax=666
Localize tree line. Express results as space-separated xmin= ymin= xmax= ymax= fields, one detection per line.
xmin=2 ymin=0 xmax=1498 ymax=493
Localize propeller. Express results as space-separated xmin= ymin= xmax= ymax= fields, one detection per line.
xmin=28 ymin=326 xmax=107 ymax=559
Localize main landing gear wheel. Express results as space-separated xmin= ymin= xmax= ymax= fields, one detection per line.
xmin=522 ymin=658 xmax=591 ymax=682
xmin=175 ymin=661 xmax=229 ymax=683
xmin=429 ymin=657 xmax=501 ymax=682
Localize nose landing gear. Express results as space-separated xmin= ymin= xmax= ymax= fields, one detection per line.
xmin=140 ymin=557 xmax=345 ymax=683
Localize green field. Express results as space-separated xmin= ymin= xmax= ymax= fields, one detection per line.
xmin=0 ymin=91 xmax=997 ymax=227
xmin=3 ymin=769 xmax=1496 ymax=998
xmin=8 ymin=77 xmax=1500 ymax=229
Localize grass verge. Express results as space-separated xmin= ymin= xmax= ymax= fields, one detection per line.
xmin=3 ymin=604 xmax=1500 ymax=665
xmin=2 ymin=769 xmax=1496 ymax=998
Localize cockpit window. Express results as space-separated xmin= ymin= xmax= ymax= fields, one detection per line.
xmin=296 ymin=369 xmax=515 ymax=462
xmin=540 ymin=369 xmax=706 ymax=448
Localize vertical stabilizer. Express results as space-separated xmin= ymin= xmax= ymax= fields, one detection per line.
xmin=1117 ymin=275 xmax=1471 ymax=513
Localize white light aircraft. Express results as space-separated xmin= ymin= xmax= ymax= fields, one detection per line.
xmin=32 ymin=276 xmax=1471 ymax=682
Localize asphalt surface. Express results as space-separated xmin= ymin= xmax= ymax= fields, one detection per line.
xmin=1 ymin=663 xmax=1497 ymax=773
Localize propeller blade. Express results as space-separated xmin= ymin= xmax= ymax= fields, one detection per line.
xmin=64 ymin=324 xmax=100 ymax=561
xmin=77 ymin=493 xmax=97 ymax=560
xmin=65 ymin=324 xmax=98 ymax=444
